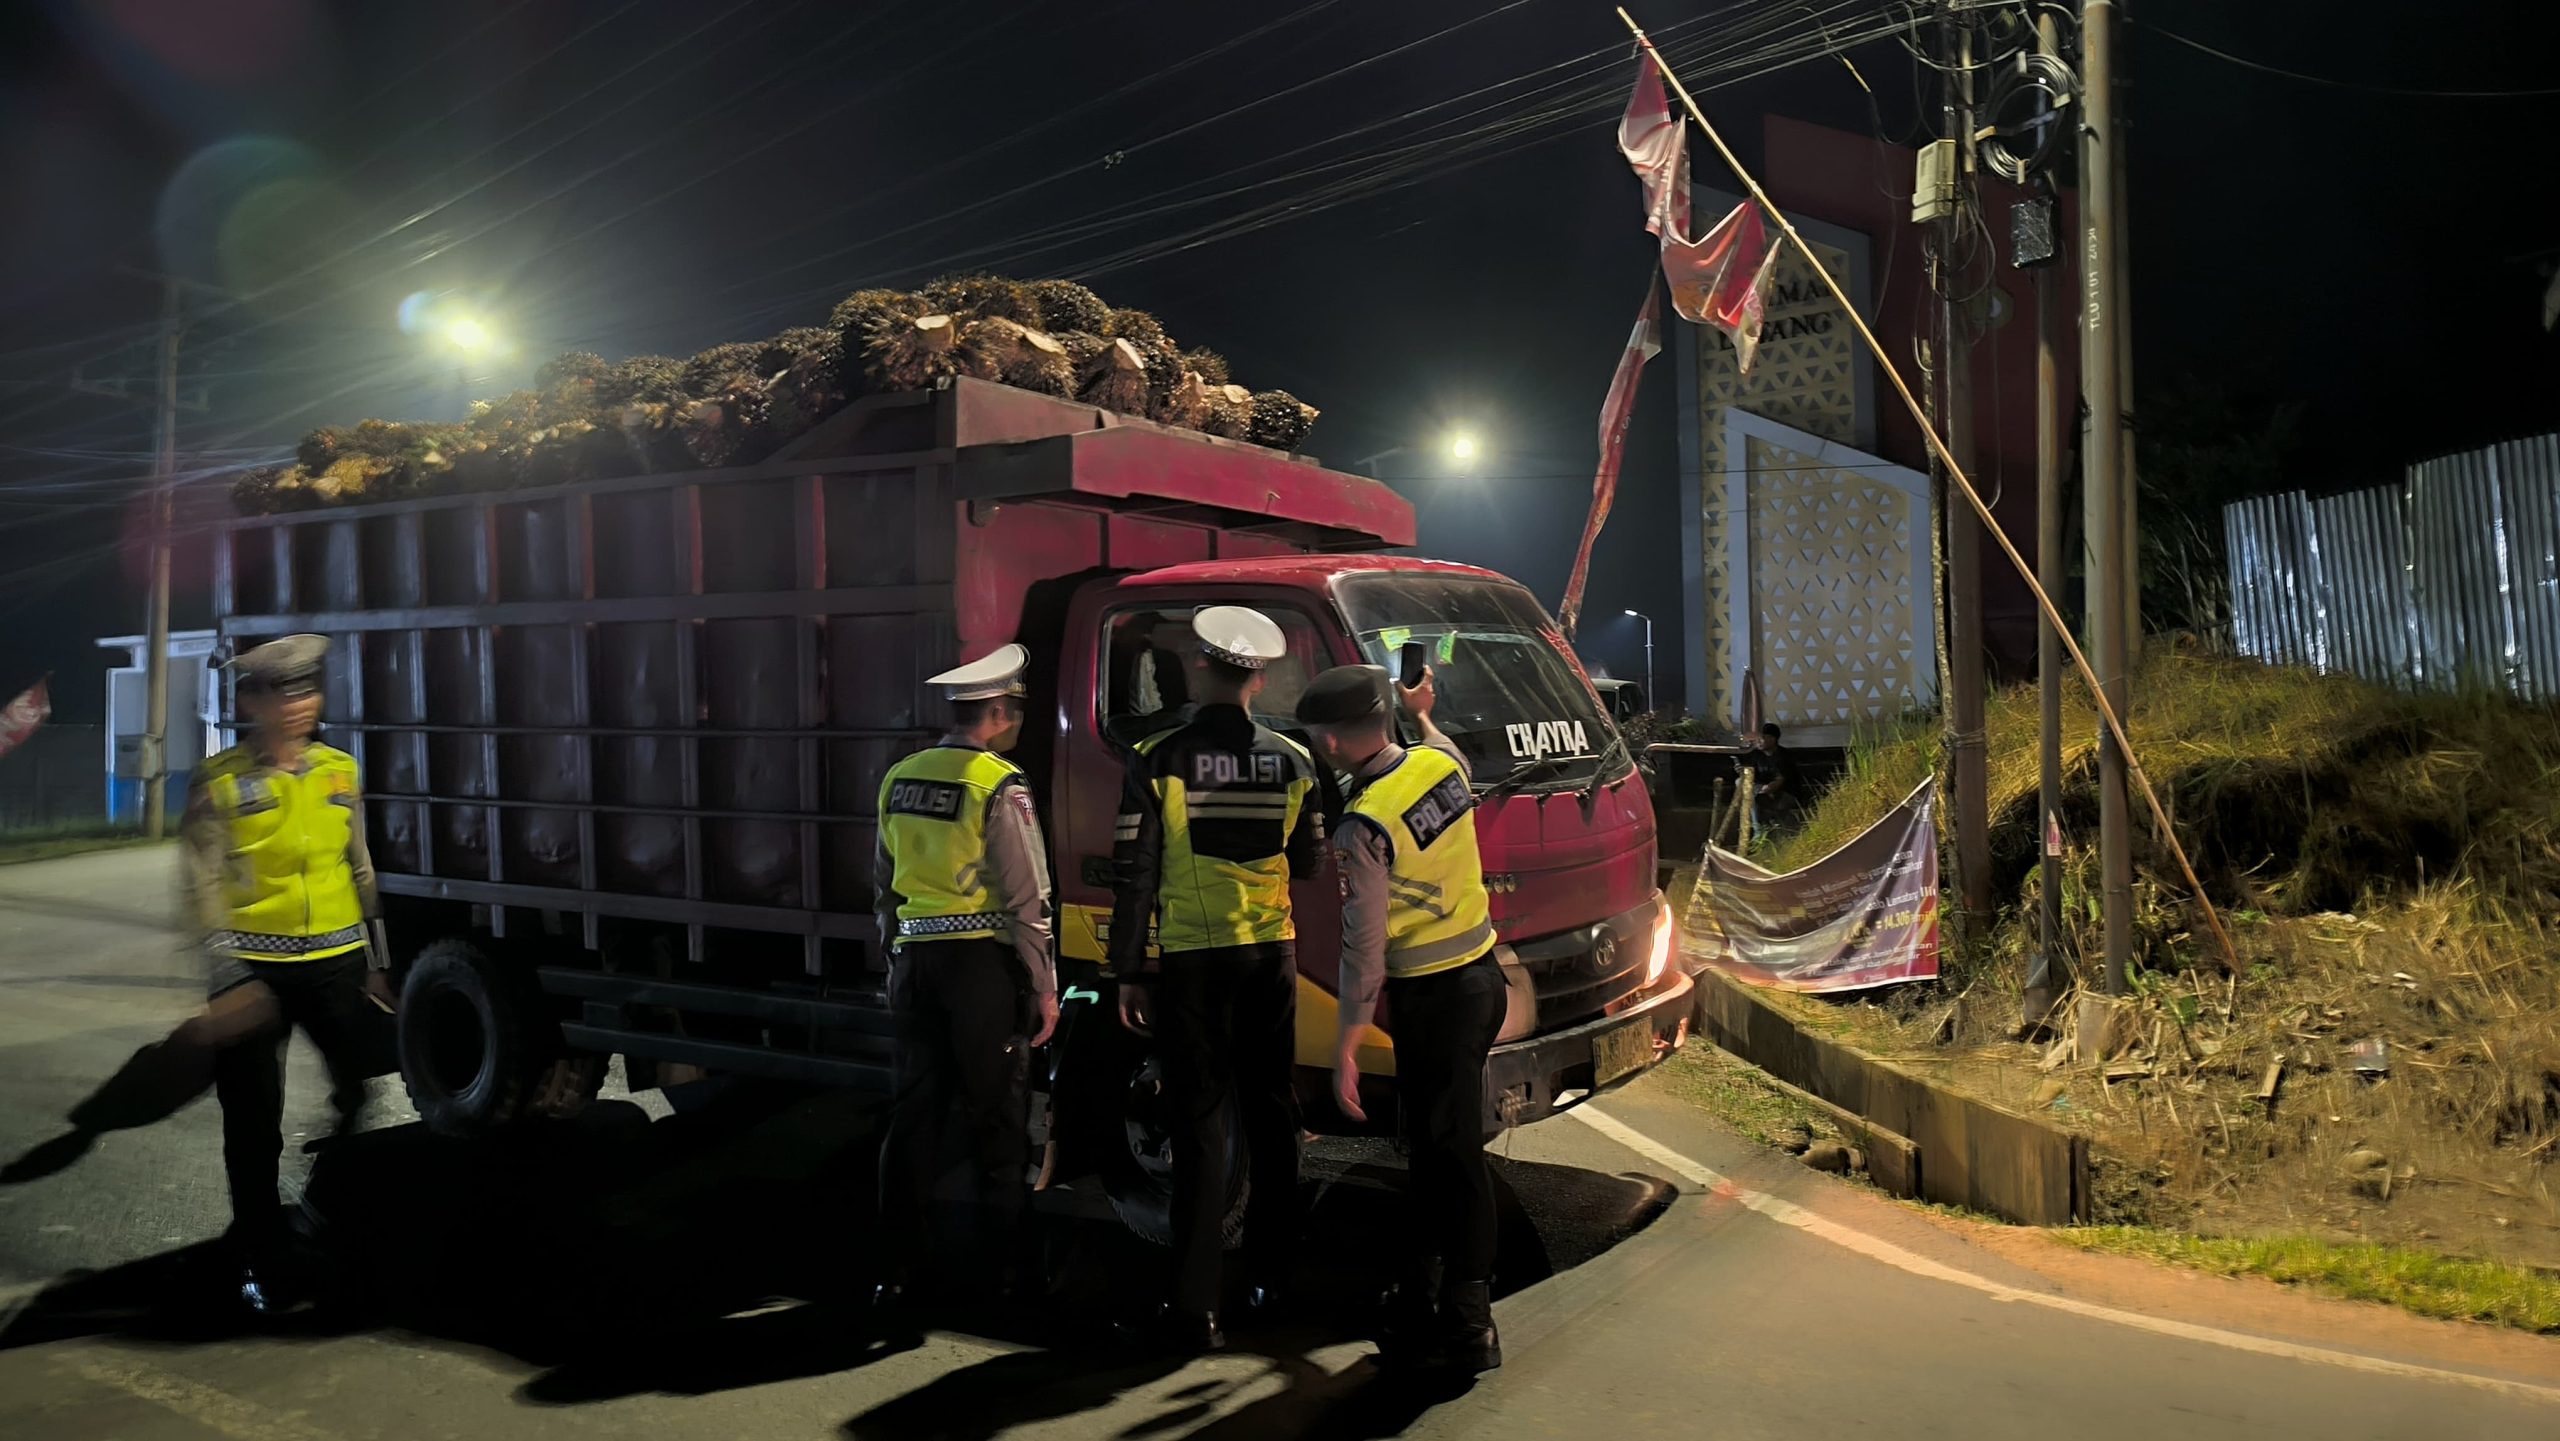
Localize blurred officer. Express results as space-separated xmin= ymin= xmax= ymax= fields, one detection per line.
xmin=873 ymin=643 xmax=1058 ymax=1315
xmin=1111 ymin=606 xmax=1323 ymax=1352
xmin=1298 ymin=662 xmax=1504 ymax=1374
xmin=180 ymin=634 xmax=394 ymax=1310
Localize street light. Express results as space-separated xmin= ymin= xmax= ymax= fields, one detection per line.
xmin=443 ymin=316 xmax=494 ymax=354
xmin=1624 ymin=609 xmax=1654 ymax=715
xmin=1354 ymin=428 xmax=1486 ymax=477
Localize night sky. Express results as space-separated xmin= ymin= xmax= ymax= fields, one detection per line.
xmin=2 ymin=0 xmax=2555 ymax=724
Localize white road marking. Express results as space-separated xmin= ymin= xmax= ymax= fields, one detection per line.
xmin=1569 ymin=1104 xmax=2560 ymax=1406
xmin=54 ymin=1356 xmax=344 ymax=1441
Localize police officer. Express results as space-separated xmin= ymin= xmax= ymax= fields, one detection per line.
xmin=872 ymin=643 xmax=1058 ymax=1314
xmin=1297 ymin=662 xmax=1504 ymax=1373
xmin=180 ymin=634 xmax=394 ymax=1309
xmin=1110 ymin=606 xmax=1323 ymax=1352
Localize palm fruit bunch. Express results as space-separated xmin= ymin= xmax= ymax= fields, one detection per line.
xmin=1078 ymin=337 xmax=1152 ymax=416
xmin=830 ymin=288 xmax=925 ymax=394
xmin=923 ymin=273 xmax=1040 ymax=326
xmin=759 ymin=326 xmax=844 ymax=437
xmin=1200 ymin=383 xmax=1254 ymax=440
xmin=1247 ymin=390 xmax=1319 ymax=453
xmin=230 ymin=274 xmax=1324 ymax=516
xmin=1178 ymin=348 xmax=1229 ymax=387
xmin=1027 ymin=279 xmax=1110 ymax=337
xmin=958 ymin=316 xmax=1074 ymax=397
xmin=865 ymin=311 xmax=966 ymax=393
xmin=597 ymin=354 xmax=684 ymax=409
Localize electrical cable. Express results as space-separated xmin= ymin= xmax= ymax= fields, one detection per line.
xmin=2147 ymin=21 xmax=2560 ymax=100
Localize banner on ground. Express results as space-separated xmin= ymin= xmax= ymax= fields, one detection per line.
xmin=1684 ymin=777 xmax=1939 ymax=992
xmin=0 ymin=678 xmax=49 ymax=763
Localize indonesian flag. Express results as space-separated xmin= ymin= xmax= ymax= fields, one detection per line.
xmin=1663 ymin=199 xmax=1784 ymax=373
xmin=0 ymin=678 xmax=50 ymax=762
xmin=1560 ymin=278 xmax=1665 ymax=639
xmin=1618 ymin=53 xmax=1691 ymax=240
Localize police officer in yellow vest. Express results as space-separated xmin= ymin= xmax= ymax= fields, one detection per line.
xmin=1298 ymin=662 xmax=1504 ymax=1374
xmin=872 ymin=643 xmax=1057 ymax=1315
xmin=1109 ymin=606 xmax=1324 ymax=1352
xmin=179 ymin=634 xmax=393 ymax=1306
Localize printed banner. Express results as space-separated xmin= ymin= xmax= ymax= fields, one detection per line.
xmin=1684 ymin=777 xmax=1939 ymax=992
xmin=0 ymin=677 xmax=50 ymax=762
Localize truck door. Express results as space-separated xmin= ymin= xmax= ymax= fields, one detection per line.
xmin=1053 ymin=589 xmax=1346 ymax=1045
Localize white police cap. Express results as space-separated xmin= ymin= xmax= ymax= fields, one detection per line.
xmin=231 ymin=634 xmax=329 ymax=692
xmin=928 ymin=643 xmax=1030 ymax=702
xmin=1193 ymin=605 xmax=1285 ymax=670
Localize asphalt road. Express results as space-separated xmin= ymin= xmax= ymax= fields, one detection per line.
xmin=4 ymin=846 xmax=2559 ymax=1439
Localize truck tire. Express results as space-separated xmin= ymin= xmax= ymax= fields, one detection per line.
xmin=1099 ymin=1052 xmax=1250 ymax=1250
xmin=398 ymin=937 xmax=559 ymax=1138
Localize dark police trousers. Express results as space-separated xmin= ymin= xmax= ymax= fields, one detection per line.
xmin=1386 ymin=954 xmax=1507 ymax=1300
xmin=1156 ymin=942 xmax=1302 ymax=1316
xmin=878 ymin=938 xmax=1032 ymax=1285
xmin=211 ymin=953 xmax=380 ymax=1245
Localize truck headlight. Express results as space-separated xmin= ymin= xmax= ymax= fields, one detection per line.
xmin=1644 ymin=899 xmax=1675 ymax=988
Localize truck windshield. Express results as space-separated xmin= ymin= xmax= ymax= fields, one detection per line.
xmin=1333 ymin=572 xmax=1619 ymax=788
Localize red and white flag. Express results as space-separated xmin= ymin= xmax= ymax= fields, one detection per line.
xmin=1560 ymin=278 xmax=1665 ymax=639
xmin=1663 ymin=199 xmax=1784 ymax=373
xmin=0 ymin=677 xmax=50 ymax=762
xmin=1618 ymin=53 xmax=1691 ymax=241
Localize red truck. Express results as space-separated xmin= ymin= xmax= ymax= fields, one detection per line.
xmin=212 ymin=377 xmax=1695 ymax=1239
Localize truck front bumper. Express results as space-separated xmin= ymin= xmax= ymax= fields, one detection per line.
xmin=1484 ymin=968 xmax=1695 ymax=1134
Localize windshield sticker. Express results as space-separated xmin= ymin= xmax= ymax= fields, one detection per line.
xmin=1506 ymin=720 xmax=1592 ymax=760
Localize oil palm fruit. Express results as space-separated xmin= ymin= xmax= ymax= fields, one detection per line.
xmin=1027 ymin=279 xmax=1110 ymax=337
xmin=1247 ymin=389 xmax=1318 ymax=451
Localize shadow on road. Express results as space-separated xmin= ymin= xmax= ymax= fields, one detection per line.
xmin=0 ymin=1081 xmax=1672 ymax=1437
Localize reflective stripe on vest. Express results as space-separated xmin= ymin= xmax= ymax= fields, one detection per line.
xmin=878 ymin=745 xmax=1022 ymax=945
xmin=1139 ymin=723 xmax=1316 ymax=954
xmin=205 ymin=744 xmax=368 ymax=963
xmin=1348 ymin=746 xmax=1495 ymax=979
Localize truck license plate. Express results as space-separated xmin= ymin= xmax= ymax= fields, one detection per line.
xmin=1594 ymin=1019 xmax=1654 ymax=1088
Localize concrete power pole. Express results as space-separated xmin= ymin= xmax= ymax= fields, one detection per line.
xmin=1941 ymin=3 xmax=1991 ymax=917
xmin=2081 ymin=0 xmax=2134 ymax=1008
xmin=141 ymin=277 xmax=183 ymax=841
xmin=2028 ymin=12 xmax=2071 ymax=1032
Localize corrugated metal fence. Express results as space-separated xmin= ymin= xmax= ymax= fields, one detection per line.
xmin=0 ymin=724 xmax=109 ymax=834
xmin=2225 ymin=434 xmax=2560 ymax=698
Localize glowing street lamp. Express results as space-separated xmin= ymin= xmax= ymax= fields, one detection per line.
xmin=1447 ymin=431 xmax=1480 ymax=466
xmin=442 ymin=315 xmax=494 ymax=354
xmin=1624 ymin=609 xmax=1654 ymax=713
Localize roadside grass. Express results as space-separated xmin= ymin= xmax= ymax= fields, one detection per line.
xmin=2053 ymin=1226 xmax=2560 ymax=1334
xmin=0 ymin=823 xmax=153 ymax=865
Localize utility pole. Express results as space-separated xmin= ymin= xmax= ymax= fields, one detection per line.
xmin=2027 ymin=12 xmax=2070 ymax=1033
xmin=2113 ymin=45 xmax=2140 ymax=669
xmin=1940 ymin=3 xmax=1991 ymax=916
xmin=141 ymin=276 xmax=183 ymax=841
xmin=2081 ymin=0 xmax=2133 ymax=1014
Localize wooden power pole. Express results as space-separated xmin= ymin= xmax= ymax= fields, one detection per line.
xmin=141 ymin=276 xmax=183 ymax=841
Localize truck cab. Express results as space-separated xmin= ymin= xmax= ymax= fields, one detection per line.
xmin=1049 ymin=558 xmax=1688 ymax=1134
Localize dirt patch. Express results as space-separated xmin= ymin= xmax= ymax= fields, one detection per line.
xmin=1687 ymin=656 xmax=2560 ymax=1276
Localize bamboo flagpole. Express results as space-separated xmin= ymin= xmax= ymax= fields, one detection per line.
xmin=1615 ymin=8 xmax=2239 ymax=973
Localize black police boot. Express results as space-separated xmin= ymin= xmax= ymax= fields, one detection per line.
xmin=1431 ymin=1281 xmax=1502 ymax=1374
xmin=1372 ymin=1259 xmax=1443 ymax=1370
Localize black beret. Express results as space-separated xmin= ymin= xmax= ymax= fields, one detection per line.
xmin=1297 ymin=665 xmax=1391 ymax=726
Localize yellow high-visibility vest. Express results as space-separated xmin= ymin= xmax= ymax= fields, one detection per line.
xmin=1136 ymin=724 xmax=1317 ymax=953
xmin=1348 ymin=745 xmax=1495 ymax=979
xmin=201 ymin=744 xmax=368 ymax=962
xmin=877 ymin=745 xmax=1022 ymax=946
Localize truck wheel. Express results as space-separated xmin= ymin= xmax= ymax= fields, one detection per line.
xmin=1099 ymin=1052 xmax=1250 ymax=1250
xmin=398 ymin=937 xmax=557 ymax=1138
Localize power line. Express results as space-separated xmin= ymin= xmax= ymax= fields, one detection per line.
xmin=2147 ymin=21 xmax=2560 ymax=100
